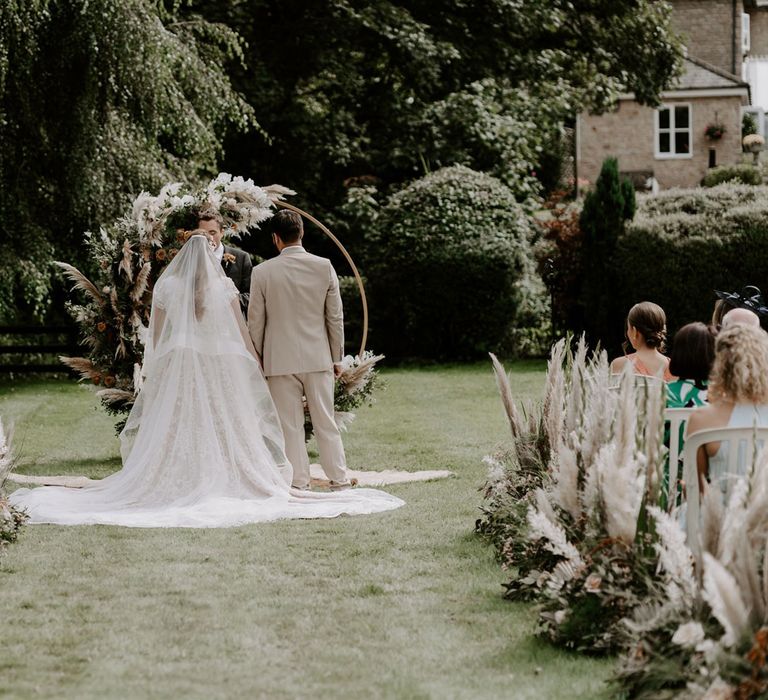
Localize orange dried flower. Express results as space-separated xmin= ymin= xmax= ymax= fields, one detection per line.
xmin=169 ymin=249 xmax=178 ymax=260
xmin=96 ymin=322 xmax=107 ymax=332
xmin=155 ymin=249 xmax=167 ymax=261
xmin=92 ymin=374 xmax=101 ymax=385
xmin=103 ymin=376 xmax=116 ymax=388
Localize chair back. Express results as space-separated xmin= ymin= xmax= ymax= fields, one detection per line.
xmin=609 ymin=373 xmax=665 ymax=391
xmin=664 ymin=407 xmax=697 ymax=512
xmin=682 ymin=426 xmax=768 ymax=570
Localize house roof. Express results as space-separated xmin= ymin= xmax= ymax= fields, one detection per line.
xmin=674 ymin=56 xmax=750 ymax=90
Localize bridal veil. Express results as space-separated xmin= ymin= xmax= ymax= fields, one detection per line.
xmin=11 ymin=235 xmax=403 ymax=527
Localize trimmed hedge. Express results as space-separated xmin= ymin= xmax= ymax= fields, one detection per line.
xmin=701 ymin=164 xmax=762 ymax=187
xmin=611 ymin=184 xmax=768 ymax=341
xmin=364 ymin=165 xmax=547 ymax=359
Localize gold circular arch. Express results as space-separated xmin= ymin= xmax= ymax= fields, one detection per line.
xmin=274 ymin=200 xmax=368 ymax=357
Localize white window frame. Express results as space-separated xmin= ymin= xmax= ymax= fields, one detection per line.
xmin=743 ymin=12 xmax=751 ymax=53
xmin=654 ymin=103 xmax=693 ymax=160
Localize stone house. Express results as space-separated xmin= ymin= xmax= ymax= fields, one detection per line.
xmin=577 ymin=0 xmax=759 ymax=190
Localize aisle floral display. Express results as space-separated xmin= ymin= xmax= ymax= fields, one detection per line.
xmin=56 ymin=174 xmax=381 ymax=431
xmin=0 ymin=417 xmax=26 ymax=550
xmin=478 ymin=339 xmax=768 ymax=697
xmin=479 ymin=338 xmax=666 ymax=652
xmin=617 ymin=456 xmax=768 ymax=699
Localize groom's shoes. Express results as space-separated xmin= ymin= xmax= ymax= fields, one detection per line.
xmin=328 ymin=480 xmax=353 ymax=491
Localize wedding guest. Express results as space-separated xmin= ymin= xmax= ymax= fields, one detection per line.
xmin=686 ymin=324 xmax=768 ymax=496
xmin=663 ymin=322 xmax=715 ymax=508
xmin=721 ymin=307 xmax=760 ymax=329
xmin=666 ymin=322 xmax=715 ymax=408
xmin=610 ymin=301 xmax=674 ymax=380
xmin=197 ymin=208 xmax=252 ymax=314
xmin=712 ymin=286 xmax=768 ymax=331
xmin=711 ymin=299 xmax=728 ymax=331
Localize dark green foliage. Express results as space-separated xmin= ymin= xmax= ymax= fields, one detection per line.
xmin=365 ymin=166 xmax=546 ymax=359
xmin=197 ymin=0 xmax=682 ymax=217
xmin=743 ymin=112 xmax=759 ymax=139
xmin=702 ymin=164 xmax=763 ymax=187
xmin=578 ymin=157 xmax=636 ymax=352
xmin=611 ymin=185 xmax=768 ymax=341
xmin=339 ymin=275 xmax=366 ymax=355
xmin=0 ymin=0 xmax=252 ymax=321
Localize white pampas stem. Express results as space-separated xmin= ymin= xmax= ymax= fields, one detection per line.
xmin=489 ymin=353 xmax=523 ymax=438
xmin=542 ymin=339 xmax=566 ymax=451
xmin=534 ymin=487 xmax=558 ymax=526
xmin=118 ymin=239 xmax=134 ymax=283
xmin=550 ymin=438 xmax=580 ymax=520
xmin=527 ymin=507 xmax=583 ymax=566
xmin=55 ymin=262 xmax=105 ymax=306
xmin=96 ymin=389 xmax=136 ymax=405
xmin=648 ymin=506 xmax=696 ymax=605
xmin=702 ymin=552 xmax=749 ymax=647
xmin=718 ymin=478 xmax=749 ymax=569
xmin=334 ymin=411 xmax=356 ymax=431
xmin=596 ymin=442 xmax=645 ymax=544
xmin=701 ymin=483 xmax=724 ymax=557
xmin=59 ymin=356 xmax=99 ymax=381
xmin=0 ymin=416 xmax=14 ymax=487
xmin=130 ymin=263 xmax=151 ymax=302
xmin=264 ymin=184 xmax=297 ymax=202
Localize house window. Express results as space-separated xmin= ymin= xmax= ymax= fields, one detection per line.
xmin=655 ymin=104 xmax=692 ymax=159
xmin=743 ymin=12 xmax=751 ymax=53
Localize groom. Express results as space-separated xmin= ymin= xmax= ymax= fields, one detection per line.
xmin=247 ymin=210 xmax=351 ymax=491
xmin=197 ymin=209 xmax=252 ymax=314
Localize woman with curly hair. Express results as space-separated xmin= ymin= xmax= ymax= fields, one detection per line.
xmin=610 ymin=301 xmax=674 ymax=380
xmin=686 ymin=323 xmax=768 ymax=495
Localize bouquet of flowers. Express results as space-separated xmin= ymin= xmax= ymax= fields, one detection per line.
xmin=704 ymin=123 xmax=726 ymax=140
xmin=58 ymin=174 xmax=292 ymax=428
xmin=304 ymin=351 xmax=385 ymax=440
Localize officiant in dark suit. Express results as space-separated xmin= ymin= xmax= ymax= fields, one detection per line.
xmin=196 ymin=209 xmax=252 ymax=314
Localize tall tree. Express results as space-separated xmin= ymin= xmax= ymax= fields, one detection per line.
xmin=0 ymin=0 xmax=254 ymax=320
xmin=197 ymin=0 xmax=682 ymax=215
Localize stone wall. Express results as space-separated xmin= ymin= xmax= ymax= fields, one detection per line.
xmin=747 ymin=7 xmax=768 ymax=55
xmin=578 ymin=95 xmax=745 ymax=189
xmin=670 ymin=0 xmax=743 ymax=74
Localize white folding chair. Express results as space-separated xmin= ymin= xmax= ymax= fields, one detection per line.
xmin=682 ymin=426 xmax=768 ymax=570
xmin=664 ymin=407 xmax=696 ymax=512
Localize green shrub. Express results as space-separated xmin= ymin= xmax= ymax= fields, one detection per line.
xmin=701 ymin=164 xmax=762 ymax=187
xmin=339 ymin=275 xmax=366 ymax=356
xmin=579 ymin=157 xmax=636 ymax=351
xmin=364 ymin=165 xmax=547 ymax=359
xmin=743 ymin=112 xmax=759 ymax=139
xmin=612 ymin=185 xmax=768 ymax=340
xmin=545 ymin=184 xmax=768 ymax=350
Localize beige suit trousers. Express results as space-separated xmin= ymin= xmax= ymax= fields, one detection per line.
xmin=267 ymin=370 xmax=347 ymax=488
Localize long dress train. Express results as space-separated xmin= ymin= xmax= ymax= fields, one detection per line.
xmin=10 ymin=235 xmax=404 ymax=527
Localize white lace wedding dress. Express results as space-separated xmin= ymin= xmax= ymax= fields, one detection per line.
xmin=10 ymin=235 xmax=404 ymax=527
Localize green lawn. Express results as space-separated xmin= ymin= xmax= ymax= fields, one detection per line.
xmin=0 ymin=364 xmax=612 ymax=700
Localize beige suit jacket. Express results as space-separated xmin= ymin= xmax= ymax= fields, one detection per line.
xmin=248 ymin=246 xmax=345 ymax=377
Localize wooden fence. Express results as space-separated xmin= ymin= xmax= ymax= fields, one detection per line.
xmin=0 ymin=325 xmax=79 ymax=373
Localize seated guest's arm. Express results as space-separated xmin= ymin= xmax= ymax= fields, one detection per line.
xmin=610 ymin=356 xmax=628 ymax=374
xmin=686 ymin=408 xmax=713 ymax=497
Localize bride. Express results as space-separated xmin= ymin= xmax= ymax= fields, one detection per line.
xmin=10 ymin=233 xmax=404 ymax=527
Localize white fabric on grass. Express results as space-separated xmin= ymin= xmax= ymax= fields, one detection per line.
xmin=11 ymin=235 xmax=403 ymax=527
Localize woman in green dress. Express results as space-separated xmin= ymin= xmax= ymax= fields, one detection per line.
xmin=663 ymin=322 xmax=716 ymax=507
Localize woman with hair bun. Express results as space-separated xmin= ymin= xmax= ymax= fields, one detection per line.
xmin=610 ymin=301 xmax=674 ymax=381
